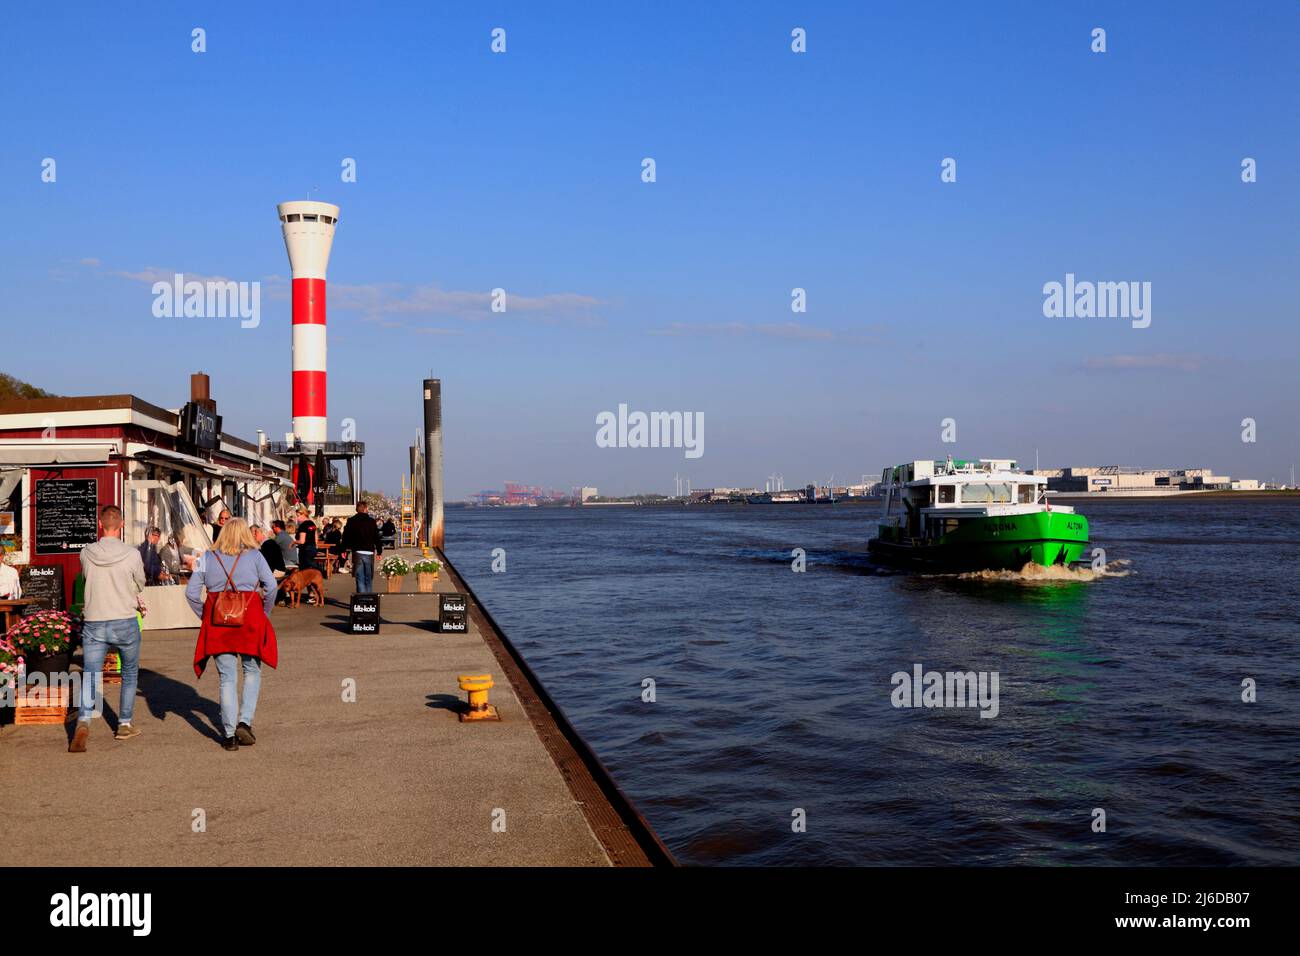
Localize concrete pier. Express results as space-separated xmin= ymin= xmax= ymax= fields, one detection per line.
xmin=0 ymin=550 xmax=667 ymax=867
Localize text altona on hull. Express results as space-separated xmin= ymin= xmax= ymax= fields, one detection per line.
xmin=867 ymin=457 xmax=1089 ymax=571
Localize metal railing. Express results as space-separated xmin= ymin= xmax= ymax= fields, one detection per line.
xmin=266 ymin=440 xmax=366 ymax=456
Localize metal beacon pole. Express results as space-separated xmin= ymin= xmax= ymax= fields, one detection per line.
xmin=422 ymin=379 xmax=443 ymax=550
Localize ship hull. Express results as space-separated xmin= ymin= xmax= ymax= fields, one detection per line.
xmin=868 ymin=510 xmax=1089 ymax=571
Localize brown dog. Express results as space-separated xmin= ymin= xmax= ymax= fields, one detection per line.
xmin=278 ymin=568 xmax=325 ymax=608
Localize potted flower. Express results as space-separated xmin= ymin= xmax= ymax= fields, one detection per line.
xmin=413 ymin=558 xmax=442 ymax=592
xmin=380 ymin=555 xmax=411 ymax=593
xmin=7 ymin=609 xmax=79 ymax=681
xmin=0 ymin=636 xmax=23 ymax=722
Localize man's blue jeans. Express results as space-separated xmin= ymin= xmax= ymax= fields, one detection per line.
xmin=79 ymin=618 xmax=142 ymax=724
xmin=354 ymin=552 xmax=374 ymax=593
xmin=213 ymin=653 xmax=261 ymax=738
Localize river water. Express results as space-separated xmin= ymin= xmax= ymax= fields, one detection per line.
xmin=444 ymin=499 xmax=1300 ymax=866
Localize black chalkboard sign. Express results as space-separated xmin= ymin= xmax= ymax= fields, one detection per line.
xmin=35 ymin=479 xmax=100 ymax=555
xmin=19 ymin=563 xmax=65 ymax=611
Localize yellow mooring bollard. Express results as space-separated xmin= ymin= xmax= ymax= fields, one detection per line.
xmin=457 ymin=673 xmax=501 ymax=722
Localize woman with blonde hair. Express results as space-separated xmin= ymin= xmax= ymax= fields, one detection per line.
xmin=185 ymin=517 xmax=279 ymax=751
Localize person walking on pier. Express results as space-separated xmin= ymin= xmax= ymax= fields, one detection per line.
xmin=186 ymin=518 xmax=279 ymax=752
xmin=71 ymin=505 xmax=146 ymax=753
xmin=342 ymin=500 xmax=382 ymax=594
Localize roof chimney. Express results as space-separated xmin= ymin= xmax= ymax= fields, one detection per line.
xmin=191 ymin=372 xmax=216 ymax=411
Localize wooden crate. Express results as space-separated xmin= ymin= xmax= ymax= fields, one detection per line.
xmin=15 ymin=684 xmax=74 ymax=725
xmin=102 ymin=651 xmax=122 ymax=685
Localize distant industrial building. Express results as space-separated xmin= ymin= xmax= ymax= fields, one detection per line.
xmin=579 ymin=486 xmax=598 ymax=502
xmin=472 ymin=481 xmax=570 ymax=506
xmin=1031 ymin=466 xmax=1258 ymax=493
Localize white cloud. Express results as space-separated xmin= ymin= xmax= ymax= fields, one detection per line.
xmin=1084 ymin=353 xmax=1207 ymax=372
xmin=85 ymin=260 xmax=603 ymax=328
xmin=650 ymin=321 xmax=883 ymax=343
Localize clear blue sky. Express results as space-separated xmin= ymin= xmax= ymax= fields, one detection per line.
xmin=2 ymin=1 xmax=1297 ymax=495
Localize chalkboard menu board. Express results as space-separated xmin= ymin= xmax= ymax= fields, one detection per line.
xmin=19 ymin=563 xmax=65 ymax=611
xmin=35 ymin=479 xmax=100 ymax=555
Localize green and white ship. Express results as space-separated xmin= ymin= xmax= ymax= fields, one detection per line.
xmin=867 ymin=458 xmax=1089 ymax=571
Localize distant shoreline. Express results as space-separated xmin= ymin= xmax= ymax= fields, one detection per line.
xmin=449 ymin=489 xmax=1300 ymax=509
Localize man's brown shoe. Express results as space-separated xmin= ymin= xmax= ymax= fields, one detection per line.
xmin=69 ymin=722 xmax=90 ymax=753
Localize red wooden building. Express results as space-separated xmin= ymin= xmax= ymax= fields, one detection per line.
xmin=0 ymin=376 xmax=290 ymax=626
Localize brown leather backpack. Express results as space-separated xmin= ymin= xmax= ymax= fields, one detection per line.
xmin=210 ymin=552 xmax=252 ymax=627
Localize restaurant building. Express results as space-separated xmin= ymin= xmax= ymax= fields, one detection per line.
xmin=0 ymin=374 xmax=293 ymax=628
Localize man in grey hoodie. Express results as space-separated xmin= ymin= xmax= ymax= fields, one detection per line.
xmin=70 ymin=504 xmax=146 ymax=753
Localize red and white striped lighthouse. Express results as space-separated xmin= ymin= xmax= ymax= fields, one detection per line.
xmin=277 ymin=200 xmax=339 ymax=444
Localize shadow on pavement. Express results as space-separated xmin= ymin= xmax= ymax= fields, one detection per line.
xmin=425 ymin=693 xmax=465 ymax=715
xmin=138 ymin=668 xmax=224 ymax=742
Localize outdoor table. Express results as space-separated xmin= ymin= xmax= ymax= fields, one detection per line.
xmin=0 ymin=598 xmax=34 ymax=632
xmin=317 ymin=543 xmax=336 ymax=578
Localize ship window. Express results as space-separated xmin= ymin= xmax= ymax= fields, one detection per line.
xmin=302 ymin=214 xmax=318 ymax=222
xmin=938 ymin=486 xmax=955 ymax=504
xmin=1017 ymin=484 xmax=1035 ymax=503
xmin=961 ymin=482 xmax=1012 ymax=504
xmin=320 ymin=215 xmax=333 ymax=224
xmin=286 ymin=214 xmax=301 ymax=222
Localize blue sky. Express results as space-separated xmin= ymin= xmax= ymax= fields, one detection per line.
xmin=2 ymin=1 xmax=1297 ymax=495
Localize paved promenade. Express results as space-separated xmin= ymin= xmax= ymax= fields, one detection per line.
xmin=1 ymin=551 xmax=610 ymax=866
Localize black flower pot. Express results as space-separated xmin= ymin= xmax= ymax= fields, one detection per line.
xmin=22 ymin=651 xmax=72 ymax=682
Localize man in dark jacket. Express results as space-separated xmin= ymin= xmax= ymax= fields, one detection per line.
xmin=341 ymin=501 xmax=382 ymax=594
xmin=138 ymin=526 xmax=168 ymax=585
xmin=253 ymin=525 xmax=286 ymax=576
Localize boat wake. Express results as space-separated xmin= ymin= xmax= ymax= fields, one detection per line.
xmin=957 ymin=559 xmax=1132 ymax=585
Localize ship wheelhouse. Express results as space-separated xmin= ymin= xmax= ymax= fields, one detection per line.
xmin=878 ymin=458 xmax=1073 ymax=545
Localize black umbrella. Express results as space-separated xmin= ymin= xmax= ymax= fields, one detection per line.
xmin=296 ymin=453 xmax=312 ymax=507
xmin=313 ymin=448 xmax=328 ymax=518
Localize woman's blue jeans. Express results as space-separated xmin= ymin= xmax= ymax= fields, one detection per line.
xmin=213 ymin=653 xmax=261 ymax=738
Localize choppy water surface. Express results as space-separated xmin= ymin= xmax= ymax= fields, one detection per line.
xmin=445 ymin=500 xmax=1300 ymax=866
